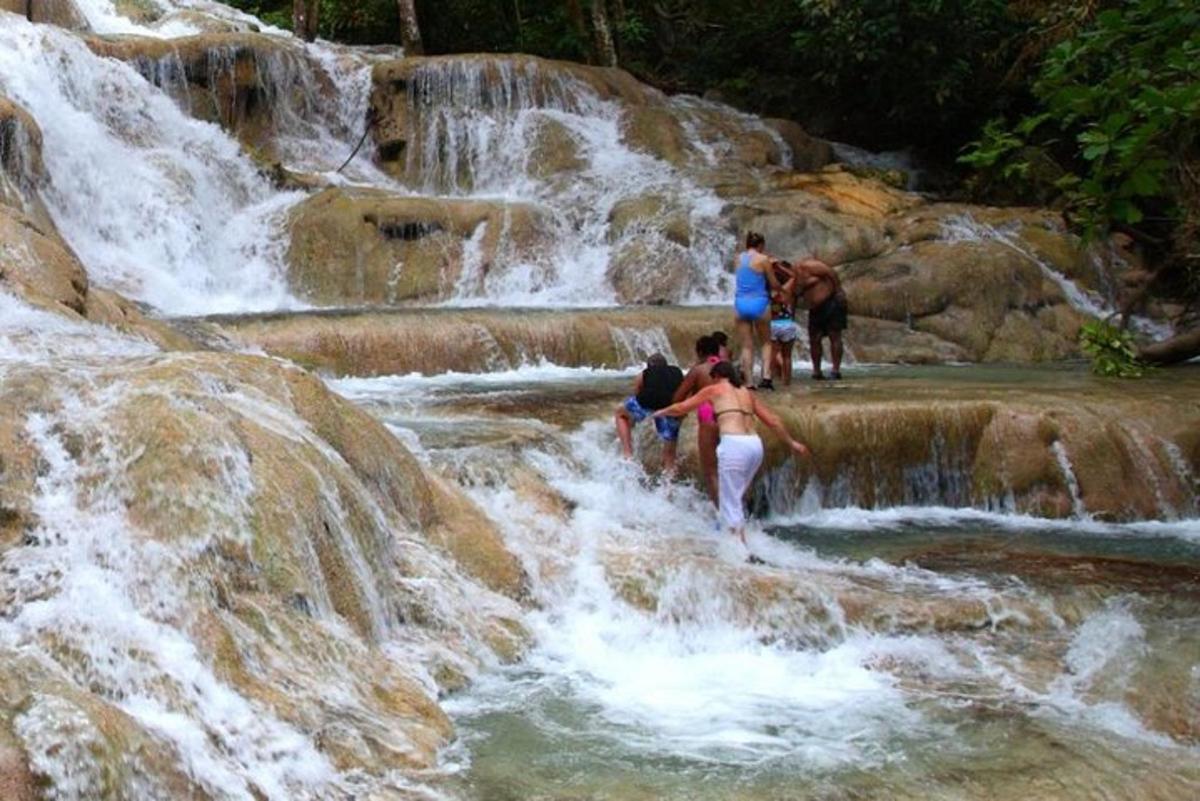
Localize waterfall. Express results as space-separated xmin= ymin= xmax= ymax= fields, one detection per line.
xmin=608 ymin=325 xmax=678 ymax=366
xmin=0 ymin=18 xmax=301 ymax=314
xmin=940 ymin=213 xmax=1174 ymax=340
xmin=4 ymin=3 xmax=1199 ymax=798
xmin=1052 ymin=440 xmax=1089 ymax=520
xmin=394 ymin=56 xmax=736 ymax=306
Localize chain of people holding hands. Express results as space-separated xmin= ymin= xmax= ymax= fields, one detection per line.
xmin=614 ymin=232 xmax=848 ymax=545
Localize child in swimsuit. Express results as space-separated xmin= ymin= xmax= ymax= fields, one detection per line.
xmin=768 ymin=261 xmax=798 ymax=386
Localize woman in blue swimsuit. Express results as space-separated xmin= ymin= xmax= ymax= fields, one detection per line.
xmin=733 ymin=232 xmax=780 ymax=389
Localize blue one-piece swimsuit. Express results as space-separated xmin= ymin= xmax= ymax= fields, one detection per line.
xmin=734 ymin=252 xmax=769 ymax=320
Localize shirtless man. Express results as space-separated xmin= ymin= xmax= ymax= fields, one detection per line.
xmin=793 ymin=256 xmax=848 ymax=380
xmin=672 ymin=335 xmax=723 ymax=503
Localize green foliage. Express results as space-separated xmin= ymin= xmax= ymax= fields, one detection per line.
xmin=1079 ymin=320 xmax=1148 ymax=377
xmin=319 ymin=0 xmax=398 ymax=43
xmin=224 ymin=1 xmax=291 ymax=31
xmin=963 ymin=0 xmax=1200 ymax=233
xmin=788 ymin=0 xmax=1016 ymax=147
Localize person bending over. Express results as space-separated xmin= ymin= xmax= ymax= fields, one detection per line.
xmin=654 ymin=361 xmax=809 ymax=544
xmin=615 ymin=353 xmax=685 ymax=475
xmin=672 ymin=335 xmax=723 ymax=503
xmin=732 ymin=232 xmax=782 ymax=390
xmin=794 ymin=256 xmax=848 ymax=380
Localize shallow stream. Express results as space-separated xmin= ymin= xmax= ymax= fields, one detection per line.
xmin=333 ymin=363 xmax=1200 ymax=801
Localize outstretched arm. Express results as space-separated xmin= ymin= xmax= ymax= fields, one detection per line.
xmin=654 ymin=383 xmax=719 ymax=418
xmin=751 ymin=393 xmax=810 ymax=457
xmin=672 ymin=367 xmax=701 ymax=404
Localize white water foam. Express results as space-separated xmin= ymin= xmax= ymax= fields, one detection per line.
xmin=2 ymin=405 xmax=336 ymax=800
xmin=329 ymin=361 xmax=639 ymax=398
xmin=1052 ymin=440 xmax=1090 ymax=520
xmin=0 ymin=15 xmax=303 ymax=314
xmin=400 ymin=58 xmax=739 ymax=307
xmin=767 ymin=504 xmax=1200 ymax=543
xmin=941 ymin=214 xmax=1174 ymax=341
xmin=0 ymin=291 xmax=160 ymax=366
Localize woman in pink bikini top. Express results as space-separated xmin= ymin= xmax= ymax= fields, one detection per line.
xmin=670 ymin=335 xmax=725 ymax=504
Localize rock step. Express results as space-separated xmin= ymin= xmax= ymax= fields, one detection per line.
xmin=195 ymin=304 xmax=973 ymax=377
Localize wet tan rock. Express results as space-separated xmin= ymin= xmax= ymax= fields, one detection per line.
xmin=607 ymin=193 xmax=691 ymax=247
xmin=529 ymin=116 xmax=584 ymax=178
xmin=0 ymin=95 xmax=59 ymax=235
xmin=113 ymin=0 xmax=161 ymax=23
xmin=215 ymin=306 xmax=728 ymax=376
xmin=0 ymin=204 xmax=88 ymax=315
xmin=620 ymin=105 xmax=693 ymax=167
xmin=607 ymin=236 xmax=696 ymax=305
xmin=728 ymin=196 xmax=890 ymax=264
xmin=424 ymin=476 xmax=529 ymax=601
xmin=214 ymin=306 xmax=979 ymax=378
xmin=0 ymin=201 xmax=193 ymax=350
xmin=839 ymin=316 xmax=971 ymax=364
xmin=0 ymin=351 xmax=531 ymax=790
xmin=749 ymin=370 xmax=1200 ymax=521
xmin=285 ymin=187 xmax=551 ymax=305
xmin=86 ymin=33 xmax=332 ymax=157
xmin=763 ymin=118 xmax=834 ymax=172
xmin=0 ymin=0 xmax=87 ymax=29
xmin=0 ymin=725 xmax=35 ymax=801
xmin=0 ymin=653 xmax=215 ymax=800
xmin=844 ymin=239 xmax=1085 ymax=361
xmin=602 ymin=547 xmax=1055 ymax=641
xmin=773 ymin=167 xmax=920 ymax=219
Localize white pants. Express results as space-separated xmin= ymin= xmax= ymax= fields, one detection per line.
xmin=716 ymin=434 xmax=764 ymax=530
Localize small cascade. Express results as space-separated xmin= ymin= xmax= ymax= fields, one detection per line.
xmin=392 ymin=56 xmax=736 ymax=305
xmin=1052 ymin=440 xmax=1089 ymax=520
xmin=403 ymin=57 xmax=592 ymax=196
xmin=109 ymin=33 xmax=395 ymax=181
xmin=940 ymin=213 xmax=1174 ymax=340
xmin=1163 ymin=440 xmax=1199 ymax=515
xmin=0 ymin=16 xmax=300 ymax=314
xmin=450 ymin=221 xmax=489 ymax=297
xmin=608 ymin=324 xmax=679 ymax=366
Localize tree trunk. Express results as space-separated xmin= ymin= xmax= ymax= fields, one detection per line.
xmin=25 ymin=0 xmax=33 ymax=21
xmin=565 ymin=0 xmax=590 ymax=60
xmin=1139 ymin=327 xmax=1200 ymax=365
xmin=590 ymin=0 xmax=618 ymax=67
xmin=397 ymin=0 xmax=424 ymax=55
xmin=293 ymin=0 xmax=319 ymax=42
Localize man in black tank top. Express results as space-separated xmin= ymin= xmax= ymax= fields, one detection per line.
xmin=615 ymin=353 xmax=685 ymax=475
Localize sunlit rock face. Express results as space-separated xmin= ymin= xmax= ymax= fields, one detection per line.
xmin=0 ymin=351 xmax=529 ymax=797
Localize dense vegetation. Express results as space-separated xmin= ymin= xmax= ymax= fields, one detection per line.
xmin=229 ymin=0 xmax=1199 ymax=350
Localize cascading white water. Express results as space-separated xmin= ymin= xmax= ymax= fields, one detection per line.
xmin=4 ymin=2 xmax=1199 ymax=798
xmin=330 ymin=368 xmax=1199 ymax=793
xmin=399 ymin=58 xmax=737 ymax=306
xmin=0 ymin=17 xmax=301 ymax=314
xmin=940 ymin=213 xmax=1174 ymax=340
